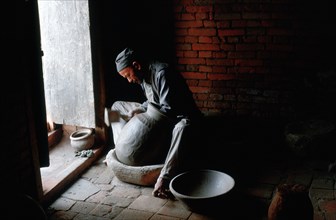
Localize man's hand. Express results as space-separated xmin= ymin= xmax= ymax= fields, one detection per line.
xmin=152 ymin=177 xmax=175 ymax=200
xmin=128 ymin=107 xmax=146 ymax=118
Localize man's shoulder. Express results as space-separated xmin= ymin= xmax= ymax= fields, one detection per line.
xmin=149 ymin=61 xmax=171 ymax=79
xmin=150 ymin=61 xmax=169 ymax=70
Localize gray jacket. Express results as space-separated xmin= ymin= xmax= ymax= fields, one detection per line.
xmin=140 ymin=61 xmax=202 ymax=120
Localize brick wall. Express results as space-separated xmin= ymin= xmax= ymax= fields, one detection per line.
xmin=172 ymin=0 xmax=335 ymax=119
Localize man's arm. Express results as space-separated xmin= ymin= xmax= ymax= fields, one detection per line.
xmin=156 ymin=70 xmax=173 ymax=116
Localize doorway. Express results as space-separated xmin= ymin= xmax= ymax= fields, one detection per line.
xmin=36 ymin=0 xmax=175 ymax=205
xmin=37 ymin=0 xmax=95 ymax=128
xmin=37 ymin=0 xmax=104 ymax=205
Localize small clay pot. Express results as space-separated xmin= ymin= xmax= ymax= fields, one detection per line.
xmin=70 ymin=128 xmax=94 ymax=151
xmin=268 ymin=183 xmax=313 ymax=220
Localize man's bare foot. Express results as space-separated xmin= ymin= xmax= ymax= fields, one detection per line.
xmin=152 ymin=177 xmax=175 ymax=200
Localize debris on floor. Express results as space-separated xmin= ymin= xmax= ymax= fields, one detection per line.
xmin=75 ymin=149 xmax=94 ymax=158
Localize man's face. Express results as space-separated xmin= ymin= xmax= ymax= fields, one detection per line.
xmin=118 ymin=63 xmax=142 ymax=84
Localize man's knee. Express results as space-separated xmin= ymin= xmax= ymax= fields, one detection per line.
xmin=111 ymin=101 xmax=125 ymax=111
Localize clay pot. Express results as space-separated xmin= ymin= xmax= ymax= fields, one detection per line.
xmin=268 ymin=183 xmax=313 ymax=220
xmin=70 ymin=128 xmax=94 ymax=152
xmin=115 ymin=103 xmax=173 ymax=166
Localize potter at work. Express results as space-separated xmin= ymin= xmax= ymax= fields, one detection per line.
xmin=104 ymin=47 xmax=203 ymax=199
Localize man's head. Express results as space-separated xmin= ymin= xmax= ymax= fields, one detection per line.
xmin=115 ymin=48 xmax=135 ymax=72
xmin=115 ymin=47 xmax=143 ymax=84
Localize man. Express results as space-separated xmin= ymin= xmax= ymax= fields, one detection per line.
xmin=105 ymin=47 xmax=203 ymax=199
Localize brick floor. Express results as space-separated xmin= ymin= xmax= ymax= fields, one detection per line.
xmin=46 ymin=150 xmax=336 ymax=220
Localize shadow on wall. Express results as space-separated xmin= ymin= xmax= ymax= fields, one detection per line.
xmin=91 ymin=0 xmax=175 ymax=108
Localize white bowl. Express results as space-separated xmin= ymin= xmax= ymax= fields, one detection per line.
xmin=169 ymin=169 xmax=235 ymax=213
xmin=70 ymin=128 xmax=94 ymax=151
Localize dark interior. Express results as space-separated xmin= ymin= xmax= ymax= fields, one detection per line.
xmin=10 ymin=0 xmax=336 ymax=219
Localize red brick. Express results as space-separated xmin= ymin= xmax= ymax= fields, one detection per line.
xmin=199 ymin=51 xmax=212 ymax=58
xmin=198 ymin=80 xmax=212 ymax=87
xmin=209 ymin=93 xmax=224 ymax=101
xmin=208 ymin=73 xmax=235 ymax=80
xmin=175 ymin=51 xmax=184 ymax=57
xmin=180 ymin=13 xmax=195 ymax=20
xmin=236 ymin=44 xmax=264 ymax=51
xmin=189 ymin=28 xmax=217 ymax=36
xmin=212 ymin=37 xmax=220 ymax=44
xmin=175 ymin=28 xmax=188 ymax=36
xmin=212 ymin=66 xmax=227 ymax=73
xmin=185 ymin=36 xmax=198 ymax=43
xmin=235 ymin=59 xmax=263 ymax=66
xmin=175 ymin=36 xmax=185 ymax=43
xmin=216 ymin=21 xmax=230 ymax=28
xmin=196 ymin=93 xmax=209 ymax=101
xmin=203 ymin=20 xmax=216 ymax=28
xmin=179 ymin=58 xmax=205 ymax=65
xmin=178 ymin=0 xmax=194 ymax=6
xmin=175 ymin=43 xmax=192 ymax=51
xmin=190 ymin=86 xmax=210 ymax=93
xmin=266 ymin=44 xmax=293 ymax=52
xmin=199 ymin=65 xmax=212 ymax=72
xmin=184 ymin=51 xmax=198 ymax=58
xmin=206 ymin=59 xmax=234 ymax=66
xmin=195 ymin=13 xmax=208 ymax=20
xmin=181 ymin=72 xmax=206 ymax=79
xmin=192 ymin=43 xmax=220 ymax=51
xmin=175 ymin=20 xmax=203 ymax=28
xmin=213 ymin=51 xmax=228 ymax=58
xmin=199 ymin=36 xmax=212 ymax=43
xmin=219 ymin=44 xmax=235 ymax=51
xmin=185 ymin=6 xmax=212 ymax=13
xmin=218 ymin=29 xmax=245 ymax=36
xmin=227 ymin=51 xmax=255 ymax=59
xmin=186 ymin=79 xmax=199 ymax=86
